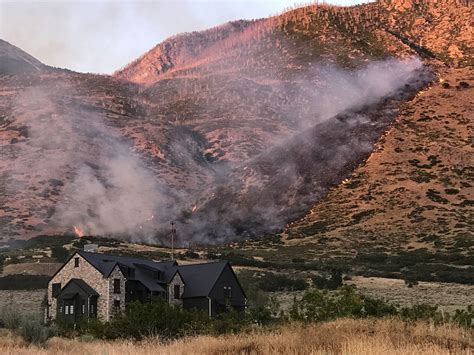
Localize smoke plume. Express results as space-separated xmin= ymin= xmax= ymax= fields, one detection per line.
xmin=3 ymin=57 xmax=433 ymax=244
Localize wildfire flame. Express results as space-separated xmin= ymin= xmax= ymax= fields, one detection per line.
xmin=73 ymin=225 xmax=84 ymax=238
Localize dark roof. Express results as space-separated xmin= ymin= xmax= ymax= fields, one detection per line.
xmin=58 ymin=278 xmax=99 ymax=298
xmin=75 ymin=252 xmax=236 ymax=298
xmin=178 ymin=261 xmax=228 ymax=298
xmin=78 ymin=251 xmax=177 ymax=292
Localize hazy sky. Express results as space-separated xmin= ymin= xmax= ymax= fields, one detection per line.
xmin=1 ymin=0 xmax=370 ymax=74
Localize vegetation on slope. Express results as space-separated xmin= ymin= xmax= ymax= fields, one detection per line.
xmin=1 ymin=290 xmax=473 ymax=352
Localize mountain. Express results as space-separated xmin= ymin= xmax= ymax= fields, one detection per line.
xmin=0 ymin=39 xmax=47 ymax=74
xmin=115 ymin=0 xmax=472 ymax=84
xmin=281 ymin=64 xmax=473 ymax=258
xmin=0 ymin=0 xmax=472 ymax=252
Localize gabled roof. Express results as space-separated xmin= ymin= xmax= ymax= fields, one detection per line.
xmin=178 ymin=261 xmax=228 ymax=298
xmin=78 ymin=251 xmax=177 ymax=276
xmin=58 ymin=278 xmax=99 ymax=298
xmin=77 ymin=251 xmax=177 ymax=293
xmin=53 ymin=251 xmax=240 ymax=299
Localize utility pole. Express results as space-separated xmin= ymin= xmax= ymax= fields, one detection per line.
xmin=170 ymin=221 xmax=176 ymax=261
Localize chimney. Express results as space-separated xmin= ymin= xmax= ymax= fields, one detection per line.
xmin=84 ymin=244 xmax=98 ymax=253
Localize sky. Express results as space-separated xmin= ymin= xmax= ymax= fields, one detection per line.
xmin=0 ymin=0 xmax=370 ymax=74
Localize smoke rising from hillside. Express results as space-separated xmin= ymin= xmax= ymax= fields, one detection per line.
xmin=8 ymin=85 xmax=176 ymax=238
xmin=173 ymin=57 xmax=429 ymax=243
xmin=4 ymin=57 xmax=431 ymax=244
xmin=298 ymin=57 xmax=423 ymax=126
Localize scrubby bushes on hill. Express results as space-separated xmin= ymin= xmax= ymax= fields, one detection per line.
xmin=1 ymin=286 xmax=472 ymax=346
xmin=0 ymin=308 xmax=55 ymax=346
xmin=290 ymin=285 xmax=473 ymax=328
xmin=0 ymin=274 xmax=50 ymax=290
xmin=62 ymin=298 xmax=253 ymax=340
xmin=257 ymin=273 xmax=307 ymax=292
xmin=291 ymin=285 xmax=397 ymax=322
xmin=51 ymin=246 xmax=70 ymax=263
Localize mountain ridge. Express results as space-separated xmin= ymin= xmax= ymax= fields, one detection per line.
xmin=0 ymin=0 xmax=471 ymax=252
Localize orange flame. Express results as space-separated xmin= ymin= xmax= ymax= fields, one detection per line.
xmin=73 ymin=225 xmax=84 ymax=238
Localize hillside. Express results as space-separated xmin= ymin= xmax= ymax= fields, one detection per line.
xmin=0 ymin=0 xmax=472 ymax=250
xmin=281 ymin=64 xmax=473 ymax=257
xmin=115 ymin=0 xmax=472 ymax=84
xmin=0 ymin=39 xmax=47 ymax=74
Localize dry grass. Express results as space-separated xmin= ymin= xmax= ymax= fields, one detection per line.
xmin=1 ymin=318 xmax=472 ymax=355
xmin=2 ymin=263 xmax=61 ymax=276
xmin=347 ymin=276 xmax=474 ymax=313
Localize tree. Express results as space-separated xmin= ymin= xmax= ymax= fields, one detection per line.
xmin=51 ymin=246 xmax=70 ymax=263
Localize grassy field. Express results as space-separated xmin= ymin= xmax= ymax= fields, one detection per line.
xmin=347 ymin=276 xmax=474 ymax=313
xmin=0 ymin=318 xmax=472 ymax=354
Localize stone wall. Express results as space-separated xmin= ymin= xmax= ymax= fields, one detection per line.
xmin=168 ymin=272 xmax=184 ymax=306
xmin=107 ymin=265 xmax=127 ymax=320
xmin=47 ymin=253 xmax=107 ymax=321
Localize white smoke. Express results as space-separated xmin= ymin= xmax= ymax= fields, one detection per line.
xmin=2 ymin=56 xmax=431 ymax=243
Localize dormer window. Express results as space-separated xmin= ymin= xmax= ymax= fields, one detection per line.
xmin=74 ymin=257 xmax=79 ymax=267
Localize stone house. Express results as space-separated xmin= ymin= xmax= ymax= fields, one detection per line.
xmin=46 ymin=250 xmax=246 ymax=323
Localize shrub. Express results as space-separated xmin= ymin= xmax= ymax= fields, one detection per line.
xmin=78 ymin=298 xmax=211 ymax=340
xmin=19 ymin=317 xmax=56 ymax=346
xmin=292 ymin=257 xmax=305 ymax=263
xmin=404 ymin=276 xmax=419 ymax=288
xmin=0 ymin=307 xmax=23 ymax=330
xmin=400 ymin=304 xmax=442 ymax=323
xmin=24 ymin=234 xmax=75 ymax=249
xmin=452 ymin=305 xmax=473 ymax=329
xmin=363 ymin=296 xmax=398 ymax=317
xmin=311 ymin=270 xmax=343 ymax=290
xmin=0 ymin=308 xmax=55 ymax=346
xmin=184 ymin=251 xmax=200 ymax=259
xmin=292 ymin=286 xmax=399 ymax=322
xmin=0 ymin=274 xmax=49 ymax=290
xmin=51 ymin=246 xmax=70 ymax=262
xmin=211 ymin=308 xmax=252 ymax=335
xmin=258 ymin=273 xmax=307 ymax=292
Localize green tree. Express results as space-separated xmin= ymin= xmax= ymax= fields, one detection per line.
xmin=51 ymin=246 xmax=70 ymax=263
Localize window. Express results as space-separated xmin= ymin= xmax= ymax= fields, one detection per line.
xmin=70 ymin=305 xmax=74 ymax=315
xmin=52 ymin=283 xmax=61 ymax=297
xmin=81 ymin=300 xmax=85 ymax=314
xmin=113 ymin=279 xmax=121 ymax=294
xmin=223 ymin=286 xmax=232 ymax=298
xmin=64 ymin=305 xmax=69 ymax=315
xmin=113 ymin=300 xmax=121 ymax=314
xmin=174 ymin=285 xmax=180 ymax=299
xmin=74 ymin=257 xmax=80 ymax=267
